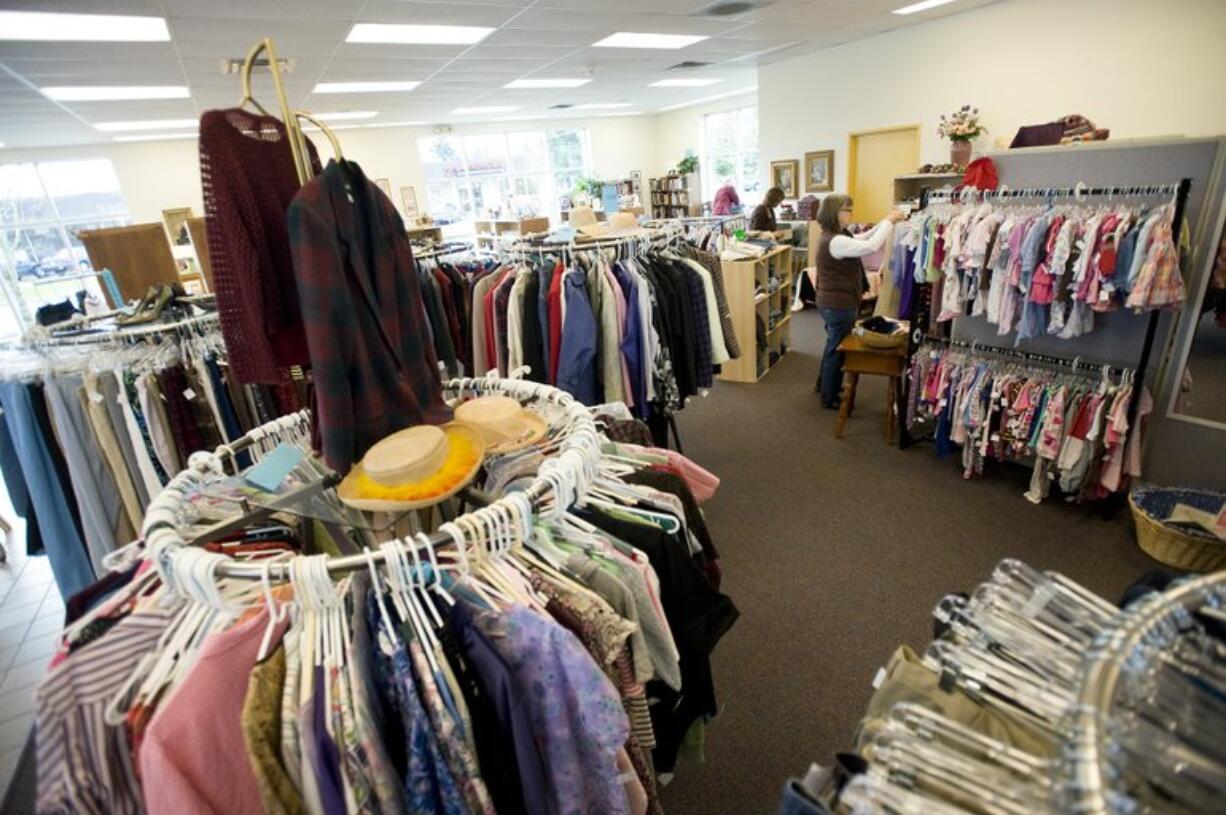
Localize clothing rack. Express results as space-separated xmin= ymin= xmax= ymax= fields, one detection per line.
xmin=644 ymin=214 xmax=746 ymax=234
xmin=141 ymin=375 xmax=602 ymax=582
xmin=20 ymin=312 xmax=221 ymax=348
xmin=916 ymin=334 xmax=1130 ymax=378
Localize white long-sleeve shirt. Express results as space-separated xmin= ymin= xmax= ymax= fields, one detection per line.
xmin=829 ymin=219 xmax=894 ymax=259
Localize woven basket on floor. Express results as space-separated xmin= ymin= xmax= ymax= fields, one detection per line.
xmin=1129 ymin=485 xmax=1226 ymax=572
xmin=855 ymin=329 xmax=907 ymax=349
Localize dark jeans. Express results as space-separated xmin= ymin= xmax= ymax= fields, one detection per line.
xmin=819 ymin=306 xmax=856 ymax=407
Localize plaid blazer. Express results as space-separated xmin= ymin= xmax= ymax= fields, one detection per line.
xmin=288 ymin=161 xmax=451 ymax=472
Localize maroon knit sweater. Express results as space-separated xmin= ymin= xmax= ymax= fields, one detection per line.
xmin=199 ymin=109 xmax=320 ymax=384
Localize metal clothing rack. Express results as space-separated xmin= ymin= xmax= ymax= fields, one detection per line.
xmin=903 ymin=178 xmax=1193 ymax=461
xmin=915 ymin=335 xmax=1131 ymax=378
xmin=644 ymin=214 xmax=746 ymax=234
xmin=15 ymin=312 xmax=222 ymax=349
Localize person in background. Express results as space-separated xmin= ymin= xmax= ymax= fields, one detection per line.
xmin=813 ymin=194 xmax=906 ymax=408
xmin=750 ymin=186 xmax=787 ymax=237
xmin=712 ymin=180 xmax=740 ymax=215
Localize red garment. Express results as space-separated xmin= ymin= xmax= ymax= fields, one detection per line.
xmin=484 ymin=269 xmax=509 ymax=370
xmin=199 ymin=109 xmax=320 ymax=384
xmin=548 ymin=262 xmax=565 ymax=386
xmin=1030 ymin=215 xmax=1063 ymax=305
xmin=432 ymin=268 xmax=465 ymax=370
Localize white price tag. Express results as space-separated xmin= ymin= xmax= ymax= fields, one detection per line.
xmin=183 ymin=388 xmax=197 ymax=401
xmin=872 ymin=667 xmax=887 ymax=689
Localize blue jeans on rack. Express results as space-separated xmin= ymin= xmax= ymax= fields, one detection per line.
xmin=0 ymin=381 xmax=95 ymax=597
xmin=819 ymin=306 xmax=856 ymax=407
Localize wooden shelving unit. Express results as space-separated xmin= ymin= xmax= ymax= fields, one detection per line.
xmin=406 ymin=224 xmax=444 ymax=244
xmin=474 ymin=217 xmax=550 ymax=246
xmin=649 ymin=173 xmax=698 ymax=219
xmin=893 ymin=172 xmax=963 ymax=207
xmin=718 ymin=245 xmax=794 ymax=383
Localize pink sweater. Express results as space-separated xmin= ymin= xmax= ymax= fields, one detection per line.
xmin=141 ymin=609 xmax=287 ymax=815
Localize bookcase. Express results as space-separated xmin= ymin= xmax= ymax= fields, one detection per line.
xmin=718 ymin=245 xmax=794 ymax=383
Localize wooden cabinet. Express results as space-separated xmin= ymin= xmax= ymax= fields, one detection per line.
xmin=718 ymin=245 xmax=793 ymax=383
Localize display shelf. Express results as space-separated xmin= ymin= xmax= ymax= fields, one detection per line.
xmin=719 ymin=244 xmax=793 ymax=383
xmin=649 ymin=172 xmax=700 ymax=219
xmin=893 ymin=172 xmax=963 ymax=206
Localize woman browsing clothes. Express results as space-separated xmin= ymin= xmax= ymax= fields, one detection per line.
xmin=749 ymin=186 xmax=787 ymax=237
xmin=813 ymin=195 xmax=906 ymax=408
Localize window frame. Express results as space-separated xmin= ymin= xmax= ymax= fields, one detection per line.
xmin=701 ymin=106 xmax=761 ymax=210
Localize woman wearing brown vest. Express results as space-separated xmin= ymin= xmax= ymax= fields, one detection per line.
xmin=813 ymin=195 xmax=906 ymax=407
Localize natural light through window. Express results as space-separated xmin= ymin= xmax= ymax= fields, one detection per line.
xmin=416 ymin=128 xmax=591 ymax=226
xmin=0 ymin=158 xmax=131 ymax=335
xmin=702 ymin=106 xmax=760 ymax=210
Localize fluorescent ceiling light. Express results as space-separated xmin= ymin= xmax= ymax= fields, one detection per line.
xmin=452 ymin=105 xmax=519 ymax=114
xmin=114 ymin=133 xmax=199 ymax=142
xmin=0 ymin=143 xmax=6 ymax=149
xmin=363 ymin=121 xmax=427 ymax=129
xmin=504 ymin=78 xmax=591 ymax=89
xmin=649 ymin=78 xmax=722 ymax=88
xmin=347 ymin=23 xmax=493 ymax=45
xmin=313 ymin=81 xmax=420 ymax=94
xmin=94 ymin=118 xmax=197 ymax=132
xmin=572 ymin=102 xmax=632 ymax=110
xmin=892 ymin=0 xmax=957 ymax=14
xmin=0 ymin=11 xmax=170 ymax=41
xmin=42 ymin=85 xmax=188 ymax=101
xmin=592 ymin=32 xmax=708 ymax=49
xmin=304 ymin=124 xmax=361 ymax=132
xmin=313 ymin=111 xmax=378 ymax=121
xmin=658 ymin=85 xmax=755 ymax=112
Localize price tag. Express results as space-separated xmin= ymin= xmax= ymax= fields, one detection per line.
xmin=183 ymin=388 xmax=197 ymax=401
xmin=244 ymin=443 xmax=304 ymax=492
xmin=872 ymin=667 xmax=887 ymax=689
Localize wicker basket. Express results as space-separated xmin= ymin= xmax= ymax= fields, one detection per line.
xmin=1129 ymin=485 xmax=1226 ymax=572
xmin=855 ymin=328 xmax=907 ymax=349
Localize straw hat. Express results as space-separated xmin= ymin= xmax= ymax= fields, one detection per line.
xmin=337 ymin=423 xmax=485 ymax=511
xmin=454 ymin=395 xmax=548 ymax=454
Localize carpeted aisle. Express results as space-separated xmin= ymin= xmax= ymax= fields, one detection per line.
xmin=657 ymin=309 xmax=1158 ymax=815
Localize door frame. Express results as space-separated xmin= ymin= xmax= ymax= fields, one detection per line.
xmin=847 ymin=123 xmax=921 ymax=219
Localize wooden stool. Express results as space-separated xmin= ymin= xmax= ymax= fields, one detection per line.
xmin=833 ymin=333 xmax=908 ymax=444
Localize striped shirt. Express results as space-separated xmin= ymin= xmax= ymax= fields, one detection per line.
xmin=36 ymin=601 xmax=182 ymax=815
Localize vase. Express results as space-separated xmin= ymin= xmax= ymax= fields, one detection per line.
xmin=950 ymin=139 xmax=972 ymax=167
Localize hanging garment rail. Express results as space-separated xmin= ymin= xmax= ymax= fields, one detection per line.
xmin=923 ymin=182 xmax=1184 ymax=205
xmin=916 ymin=334 xmax=1130 ymax=378
xmin=237 ymin=38 xmax=310 ymax=185
xmin=141 ymin=376 xmax=601 ymax=583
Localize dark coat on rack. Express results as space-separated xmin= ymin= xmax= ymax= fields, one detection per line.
xmin=287 ymin=160 xmax=451 ymax=472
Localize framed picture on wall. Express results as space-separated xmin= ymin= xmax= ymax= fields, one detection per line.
xmin=804 ymin=150 xmax=834 ymax=193
xmin=400 ymin=186 xmax=418 ymax=219
xmin=161 ymin=207 xmax=194 ymax=246
xmin=374 ymin=178 xmax=392 ymax=198
xmin=771 ymin=160 xmax=799 ymax=198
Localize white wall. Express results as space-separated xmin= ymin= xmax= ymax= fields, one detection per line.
xmin=0 ymin=114 xmax=664 ymax=226
xmin=759 ymin=0 xmax=1226 ymax=196
xmin=652 ymin=90 xmax=759 ymax=188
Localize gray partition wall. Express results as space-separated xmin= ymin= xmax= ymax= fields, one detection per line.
xmin=943 ymin=137 xmax=1226 ymax=489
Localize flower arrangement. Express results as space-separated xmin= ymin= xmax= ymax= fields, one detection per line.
xmin=938 ymin=105 xmax=986 ymax=142
xmin=676 ymin=154 xmax=699 ymax=174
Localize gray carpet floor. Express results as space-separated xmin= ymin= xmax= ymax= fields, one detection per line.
xmin=657 ymin=308 xmax=1160 ymax=815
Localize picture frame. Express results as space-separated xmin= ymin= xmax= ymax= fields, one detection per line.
xmin=771 ymin=160 xmax=800 ymax=198
xmin=804 ymin=150 xmax=834 ymax=193
xmin=161 ymin=206 xmax=195 ymax=247
xmin=400 ymin=186 xmax=418 ymax=219
xmin=374 ymin=177 xmax=392 ymax=198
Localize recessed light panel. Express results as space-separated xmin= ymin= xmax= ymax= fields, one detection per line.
xmin=94 ymin=118 xmax=197 ymax=132
xmin=572 ymin=102 xmax=633 ymax=110
xmin=649 ymin=78 xmax=722 ymax=87
xmin=892 ymin=0 xmax=957 ymax=14
xmin=42 ymin=86 xmax=189 ymax=101
xmin=592 ymin=32 xmax=708 ymax=49
xmin=313 ymin=81 xmax=420 ymax=94
xmin=347 ymin=23 xmax=493 ymax=45
xmin=114 ymin=133 xmax=199 ymax=142
xmin=363 ymin=121 xmax=427 ymax=129
xmin=504 ymin=78 xmax=591 ymax=89
xmin=0 ymin=11 xmax=170 ymax=41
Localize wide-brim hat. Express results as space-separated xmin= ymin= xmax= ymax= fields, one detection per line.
xmin=338 ymin=422 xmax=485 ymax=511
xmin=454 ymin=395 xmax=548 ymax=454
xmin=569 ymin=205 xmax=599 ymax=229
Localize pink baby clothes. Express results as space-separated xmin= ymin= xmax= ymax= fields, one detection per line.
xmin=656 ymin=449 xmax=720 ymax=504
xmin=140 ymin=609 xmax=289 ymax=815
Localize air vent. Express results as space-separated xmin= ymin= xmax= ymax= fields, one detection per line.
xmin=697 ymin=0 xmax=767 ymax=16
xmin=220 ymin=56 xmax=295 ymax=75
xmin=549 ymin=103 xmax=575 ymax=110
xmin=667 ymin=61 xmax=714 ymax=71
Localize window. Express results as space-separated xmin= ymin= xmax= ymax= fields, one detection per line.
xmin=417 ymin=128 xmax=592 ymax=226
xmin=0 ymin=159 xmax=131 ymax=335
xmin=702 ymin=106 xmax=760 ymax=210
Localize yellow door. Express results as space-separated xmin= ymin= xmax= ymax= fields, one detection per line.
xmin=848 ymin=126 xmax=919 ymax=223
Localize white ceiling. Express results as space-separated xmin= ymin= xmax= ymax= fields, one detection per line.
xmin=0 ymin=0 xmax=999 ymax=149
